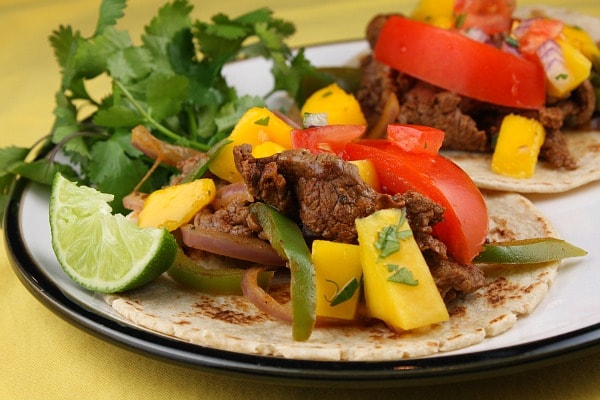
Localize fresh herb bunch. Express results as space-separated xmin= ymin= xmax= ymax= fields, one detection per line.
xmin=0 ymin=0 xmax=324 ymax=218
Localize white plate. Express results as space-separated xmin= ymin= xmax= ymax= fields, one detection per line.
xmin=6 ymin=40 xmax=600 ymax=386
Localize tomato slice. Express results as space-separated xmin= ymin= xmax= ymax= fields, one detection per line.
xmin=374 ymin=15 xmax=546 ymax=109
xmin=343 ymin=140 xmax=488 ymax=264
xmin=387 ymin=124 xmax=444 ymax=155
xmin=291 ymin=125 xmax=365 ymax=155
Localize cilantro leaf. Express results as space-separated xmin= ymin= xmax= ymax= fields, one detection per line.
xmin=88 ymin=138 xmax=149 ymax=214
xmin=375 ymin=209 xmax=413 ymax=261
xmin=145 ymin=74 xmax=190 ymax=121
xmin=94 ymin=0 xmax=127 ymax=36
xmin=107 ymin=46 xmax=154 ymax=83
xmin=386 ymin=265 xmax=419 ymax=286
xmin=328 ymin=277 xmax=360 ymax=307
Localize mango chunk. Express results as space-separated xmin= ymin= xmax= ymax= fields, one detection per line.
xmin=355 ymin=208 xmax=449 ymax=331
xmin=138 ymin=179 xmax=216 ymax=231
xmin=562 ymin=25 xmax=600 ymax=61
xmin=546 ymin=38 xmax=592 ymax=98
xmin=300 ymin=83 xmax=367 ymax=126
xmin=252 ymin=140 xmax=287 ymax=158
xmin=312 ymin=240 xmax=362 ymax=320
xmin=491 ymin=114 xmax=546 ymax=179
xmin=208 ymin=108 xmax=293 ymax=182
xmin=349 ymin=159 xmax=381 ymax=192
xmin=410 ymin=0 xmax=454 ymax=28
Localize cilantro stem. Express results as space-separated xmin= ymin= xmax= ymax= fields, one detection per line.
xmin=114 ymin=80 xmax=209 ymax=152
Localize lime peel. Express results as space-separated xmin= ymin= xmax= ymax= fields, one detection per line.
xmin=49 ymin=173 xmax=177 ymax=293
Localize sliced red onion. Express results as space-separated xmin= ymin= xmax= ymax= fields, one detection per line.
xmin=537 ymin=39 xmax=570 ymax=91
xmin=180 ymin=225 xmax=286 ymax=266
xmin=122 ymin=191 xmax=147 ymax=212
xmin=212 ymin=182 xmax=253 ymax=209
xmin=131 ymin=125 xmax=202 ymax=167
xmin=462 ymin=27 xmax=490 ymax=44
xmin=272 ymin=109 xmax=302 ymax=130
xmin=241 ymin=268 xmax=293 ymax=323
xmin=365 ymin=92 xmax=400 ymax=138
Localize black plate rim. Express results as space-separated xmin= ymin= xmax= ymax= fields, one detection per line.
xmin=6 ymin=176 xmax=600 ymax=388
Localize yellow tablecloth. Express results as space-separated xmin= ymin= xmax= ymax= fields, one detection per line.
xmin=2 ymin=0 xmax=600 ymax=398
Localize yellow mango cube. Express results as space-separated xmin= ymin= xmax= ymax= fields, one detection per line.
xmin=546 ymin=38 xmax=592 ymax=98
xmin=252 ymin=141 xmax=287 ymax=158
xmin=491 ymin=114 xmax=546 ymax=179
xmin=410 ymin=0 xmax=454 ymax=28
xmin=562 ymin=25 xmax=600 ymax=60
xmin=208 ymin=108 xmax=293 ymax=182
xmin=312 ymin=240 xmax=362 ymax=320
xmin=138 ymin=179 xmax=216 ymax=231
xmin=349 ymin=159 xmax=381 ymax=192
xmin=355 ymin=208 xmax=449 ymax=331
xmin=300 ymin=83 xmax=367 ymax=126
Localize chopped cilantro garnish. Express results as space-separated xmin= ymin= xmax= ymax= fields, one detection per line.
xmin=375 ymin=208 xmax=412 ymax=261
xmin=255 ymin=116 xmax=270 ymax=126
xmin=386 ymin=264 xmax=419 ymax=286
xmin=326 ymin=277 xmax=360 ymax=307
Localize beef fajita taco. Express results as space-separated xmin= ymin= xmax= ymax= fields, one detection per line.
xmin=106 ymin=190 xmax=560 ymax=361
xmin=101 ymin=124 xmax=582 ymax=360
xmin=356 ymin=4 xmax=600 ymax=193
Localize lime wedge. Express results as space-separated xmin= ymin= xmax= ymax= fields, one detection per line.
xmin=49 ymin=174 xmax=177 ymax=293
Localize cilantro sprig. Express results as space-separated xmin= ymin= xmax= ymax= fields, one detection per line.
xmin=0 ymin=0 xmax=324 ymax=220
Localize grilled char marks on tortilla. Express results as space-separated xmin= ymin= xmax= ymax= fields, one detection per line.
xmin=358 ymin=14 xmax=598 ymax=169
xmin=233 ymin=144 xmax=485 ymax=300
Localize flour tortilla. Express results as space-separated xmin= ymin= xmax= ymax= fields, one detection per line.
xmin=105 ymin=191 xmax=561 ymax=361
xmin=444 ymin=131 xmax=600 ymax=193
xmin=445 ymin=6 xmax=600 ymax=193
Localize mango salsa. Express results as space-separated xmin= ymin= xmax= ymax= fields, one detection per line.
xmin=355 ymin=208 xmax=449 ymax=331
xmin=491 ymin=114 xmax=546 ymax=179
xmin=312 ymin=240 xmax=362 ymax=320
xmin=138 ymin=178 xmax=216 ymax=231
xmin=208 ymin=107 xmax=293 ymax=182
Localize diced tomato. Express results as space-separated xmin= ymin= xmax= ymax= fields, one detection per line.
xmin=374 ymin=15 xmax=546 ymax=109
xmin=290 ymin=125 xmax=365 ymax=155
xmin=386 ymin=124 xmax=444 ymax=155
xmin=343 ymin=140 xmax=488 ymax=264
xmin=454 ymin=0 xmax=516 ymax=34
xmin=513 ymin=18 xmax=564 ymax=55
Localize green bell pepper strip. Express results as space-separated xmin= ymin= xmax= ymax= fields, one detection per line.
xmin=249 ymin=202 xmax=316 ymax=341
xmin=167 ymin=249 xmax=274 ymax=295
xmin=473 ymin=238 xmax=587 ymax=264
xmin=179 ymin=139 xmax=231 ymax=184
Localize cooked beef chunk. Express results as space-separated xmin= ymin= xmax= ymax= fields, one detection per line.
xmin=539 ymin=129 xmax=578 ymax=170
xmin=357 ymin=14 xmax=597 ymax=169
xmin=396 ymin=81 xmax=489 ymax=152
xmin=193 ymin=202 xmax=260 ymax=237
xmin=233 ymin=144 xmax=444 ymax=244
xmin=427 ymin=255 xmax=486 ymax=303
xmin=356 ymin=54 xmax=397 ymax=129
